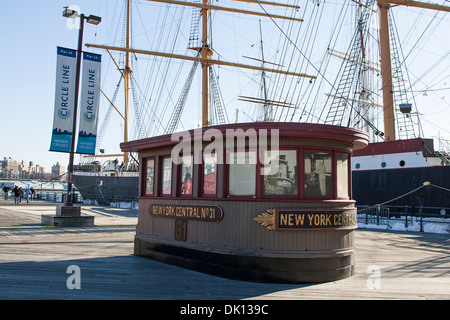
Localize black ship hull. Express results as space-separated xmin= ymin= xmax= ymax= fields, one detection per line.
xmin=353 ymin=166 xmax=450 ymax=207
xmin=72 ymin=173 xmax=139 ymax=205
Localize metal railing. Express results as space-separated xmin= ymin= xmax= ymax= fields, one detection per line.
xmin=357 ymin=205 xmax=450 ymax=233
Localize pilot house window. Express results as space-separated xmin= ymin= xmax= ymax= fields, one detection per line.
xmin=145 ymin=158 xmax=155 ymax=195
xmin=263 ymin=150 xmax=297 ymax=196
xmin=161 ymin=157 xmax=172 ymax=196
xmin=304 ymin=152 xmax=332 ymax=197
xmin=202 ymin=153 xmax=217 ymax=195
xmin=336 ymin=153 xmax=349 ymax=198
xmin=180 ymin=155 xmax=193 ymax=195
xmin=228 ymin=151 xmax=256 ymax=196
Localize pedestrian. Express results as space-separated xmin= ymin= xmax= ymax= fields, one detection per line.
xmin=13 ymin=186 xmax=20 ymax=204
xmin=2 ymin=185 xmax=10 ymax=200
xmin=19 ymin=187 xmax=23 ymax=203
xmin=30 ymin=187 xmax=35 ymax=201
xmin=25 ymin=188 xmax=31 ymax=203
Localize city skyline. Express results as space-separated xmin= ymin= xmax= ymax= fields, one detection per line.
xmin=0 ymin=155 xmax=65 ymax=172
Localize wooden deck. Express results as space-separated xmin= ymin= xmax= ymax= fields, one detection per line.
xmin=0 ymin=199 xmax=449 ymax=300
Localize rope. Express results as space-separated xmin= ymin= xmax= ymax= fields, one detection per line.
xmin=366 ymin=181 xmax=450 ymax=208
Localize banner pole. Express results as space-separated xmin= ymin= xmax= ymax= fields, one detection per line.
xmin=66 ymin=14 xmax=84 ymax=207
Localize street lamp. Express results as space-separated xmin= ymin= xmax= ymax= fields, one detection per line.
xmin=62 ymin=7 xmax=101 ymax=208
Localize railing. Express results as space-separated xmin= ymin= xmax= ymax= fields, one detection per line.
xmin=34 ymin=190 xmax=82 ymax=204
xmin=80 ymin=194 xmax=139 ymax=209
xmin=357 ymin=205 xmax=450 ymax=233
xmin=1 ymin=189 xmax=138 ymax=209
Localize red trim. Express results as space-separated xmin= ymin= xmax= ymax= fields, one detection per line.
xmin=137 ymin=195 xmax=356 ymax=205
xmin=121 ymin=122 xmax=369 ymax=153
xmin=353 ymin=138 xmax=423 ymax=156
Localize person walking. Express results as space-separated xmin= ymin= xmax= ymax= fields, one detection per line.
xmin=13 ymin=186 xmax=20 ymax=204
xmin=19 ymin=187 xmax=23 ymax=203
xmin=30 ymin=187 xmax=35 ymax=201
xmin=25 ymin=188 xmax=31 ymax=203
xmin=2 ymin=185 xmax=10 ymax=200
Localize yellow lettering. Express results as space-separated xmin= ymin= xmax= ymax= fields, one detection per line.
xmin=320 ymin=214 xmax=325 ymax=226
xmin=295 ymin=214 xmax=304 ymax=226
xmin=201 ymin=208 xmax=206 ymax=219
xmin=314 ymin=214 xmax=319 ymax=226
xmin=280 ymin=214 xmax=287 ymax=226
xmin=307 ymin=214 xmax=314 ymax=225
xmin=288 ymin=214 xmax=294 ymax=226
xmin=325 ymin=214 xmax=331 ymax=225
xmin=334 ymin=213 xmax=340 ymax=226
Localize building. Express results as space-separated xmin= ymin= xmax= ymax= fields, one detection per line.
xmin=0 ymin=157 xmax=48 ymax=179
xmin=51 ymin=162 xmax=65 ymax=181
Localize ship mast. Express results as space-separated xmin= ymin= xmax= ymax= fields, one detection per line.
xmin=201 ymin=0 xmax=212 ymax=127
xmin=86 ymin=0 xmax=314 ymax=131
xmin=123 ymin=0 xmax=131 ymax=163
xmin=376 ymin=0 xmax=450 ymax=141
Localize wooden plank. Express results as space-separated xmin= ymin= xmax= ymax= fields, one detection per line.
xmin=0 ymin=201 xmax=449 ymax=300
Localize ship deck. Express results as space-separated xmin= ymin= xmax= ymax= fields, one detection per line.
xmin=0 ymin=199 xmax=449 ymax=301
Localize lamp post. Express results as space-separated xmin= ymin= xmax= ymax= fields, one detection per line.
xmin=62 ymin=7 xmax=101 ymax=208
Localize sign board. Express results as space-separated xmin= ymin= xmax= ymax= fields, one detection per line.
xmin=76 ymin=52 xmax=102 ymax=154
xmin=254 ymin=207 xmax=357 ymax=230
xmin=276 ymin=208 xmax=357 ymax=230
xmin=49 ymin=47 xmax=77 ymax=153
xmin=149 ymin=204 xmax=223 ymax=223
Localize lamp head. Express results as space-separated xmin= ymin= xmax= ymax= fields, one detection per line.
xmin=63 ymin=6 xmax=78 ymax=18
xmin=86 ymin=15 xmax=102 ymax=25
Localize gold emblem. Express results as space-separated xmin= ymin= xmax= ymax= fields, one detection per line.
xmin=253 ymin=209 xmax=276 ymax=231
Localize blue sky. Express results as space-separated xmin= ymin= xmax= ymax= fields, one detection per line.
xmin=0 ymin=1 xmax=109 ymax=171
xmin=1 ymin=1 xmax=450 ymax=172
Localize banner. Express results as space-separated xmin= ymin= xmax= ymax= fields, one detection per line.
xmin=49 ymin=47 xmax=77 ymax=153
xmin=76 ymin=52 xmax=102 ymax=154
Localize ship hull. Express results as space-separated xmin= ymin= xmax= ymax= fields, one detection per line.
xmin=352 ymin=166 xmax=450 ymax=207
xmin=72 ymin=173 xmax=139 ymax=205
xmin=352 ymin=138 xmax=450 ymax=207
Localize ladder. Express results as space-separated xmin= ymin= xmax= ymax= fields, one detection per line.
xmin=325 ymin=0 xmax=375 ymax=127
xmin=165 ymin=59 xmax=200 ymax=134
xmin=209 ymin=67 xmax=228 ymax=126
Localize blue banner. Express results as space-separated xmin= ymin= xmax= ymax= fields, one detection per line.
xmin=76 ymin=52 xmax=102 ymax=155
xmin=50 ymin=47 xmax=78 ymax=153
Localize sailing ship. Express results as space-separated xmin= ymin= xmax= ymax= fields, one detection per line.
xmin=72 ymin=0 xmax=450 ymax=210
xmin=67 ymin=0 xmax=450 ymax=283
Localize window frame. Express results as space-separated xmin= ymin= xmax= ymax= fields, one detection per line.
xmin=159 ymin=155 xmax=173 ymax=197
xmin=302 ymin=148 xmax=334 ymax=199
xmin=200 ymin=152 xmax=218 ymax=198
xmin=225 ymin=148 xmax=258 ymax=198
xmin=336 ymin=152 xmax=351 ymax=200
xmin=143 ymin=157 xmax=155 ymax=197
xmin=178 ymin=154 xmax=194 ymax=197
xmin=261 ymin=147 xmax=300 ymax=199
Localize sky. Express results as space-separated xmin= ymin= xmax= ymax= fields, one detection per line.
xmin=1 ymin=1 xmax=108 ymax=171
xmin=1 ymin=1 xmax=450 ymax=173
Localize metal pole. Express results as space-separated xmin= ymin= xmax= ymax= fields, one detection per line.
xmin=66 ymin=14 xmax=85 ymax=206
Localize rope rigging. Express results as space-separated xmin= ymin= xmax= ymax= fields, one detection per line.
xmin=92 ymin=0 xmax=450 ymax=158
